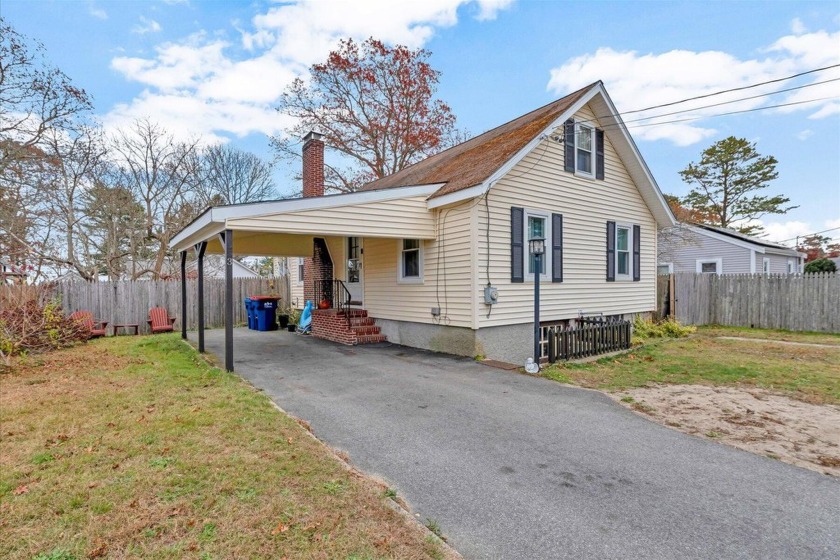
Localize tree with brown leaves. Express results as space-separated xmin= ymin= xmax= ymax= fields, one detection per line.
xmin=272 ymin=38 xmax=461 ymax=192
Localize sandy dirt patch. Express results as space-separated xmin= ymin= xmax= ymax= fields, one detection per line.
xmin=611 ymin=384 xmax=840 ymax=477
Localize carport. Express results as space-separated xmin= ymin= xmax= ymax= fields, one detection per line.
xmin=169 ymin=184 xmax=438 ymax=371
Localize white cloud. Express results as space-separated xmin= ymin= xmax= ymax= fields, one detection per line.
xmin=133 ymin=16 xmax=162 ymax=35
xmin=746 ymin=217 xmax=840 ymax=245
xmin=87 ymin=1 xmax=107 ymax=20
xmin=755 ymin=220 xmax=812 ymax=244
xmin=107 ymin=0 xmax=511 ymax=142
xmin=791 ymin=17 xmax=807 ymax=34
xmin=796 ymin=129 xmax=814 ymax=140
xmin=547 ymin=27 xmax=840 ymax=146
xmin=474 ymin=0 xmax=516 ymax=20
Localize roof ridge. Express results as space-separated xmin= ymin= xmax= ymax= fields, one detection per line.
xmin=359 ymin=82 xmax=600 ymax=196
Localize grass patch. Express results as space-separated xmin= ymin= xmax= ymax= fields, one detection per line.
xmin=0 ymin=335 xmax=449 ymax=560
xmin=541 ymin=326 xmax=840 ymax=404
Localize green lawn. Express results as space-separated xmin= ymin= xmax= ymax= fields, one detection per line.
xmin=542 ymin=326 xmax=840 ymax=404
xmin=0 ymin=335 xmax=449 ymax=560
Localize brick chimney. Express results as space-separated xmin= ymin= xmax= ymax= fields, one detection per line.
xmin=302 ymin=131 xmax=324 ymax=198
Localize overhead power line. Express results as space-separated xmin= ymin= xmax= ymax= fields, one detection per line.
xmin=621 ymin=63 xmax=840 ymax=115
xmin=621 ymin=96 xmax=838 ymax=131
xmin=777 ymin=227 xmax=840 ymax=244
xmin=617 ymin=77 xmax=840 ymax=126
xmin=568 ymin=63 xmax=840 ymax=131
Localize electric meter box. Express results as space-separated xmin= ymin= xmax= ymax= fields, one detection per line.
xmin=484 ymin=285 xmax=499 ymax=305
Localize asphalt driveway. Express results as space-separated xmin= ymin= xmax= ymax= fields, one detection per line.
xmin=201 ymin=329 xmax=839 ymax=559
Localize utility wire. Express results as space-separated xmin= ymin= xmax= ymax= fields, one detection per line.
xmin=621 ymin=63 xmax=840 ymax=115
xmin=565 ymin=64 xmax=840 ymax=131
xmin=776 ymin=226 xmax=840 ymax=244
xmin=615 ymin=77 xmax=840 ymax=126
xmin=622 ymin=96 xmax=838 ymax=130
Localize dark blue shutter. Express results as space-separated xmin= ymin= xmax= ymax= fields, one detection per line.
xmin=596 ymin=128 xmax=605 ymax=180
xmin=552 ymin=213 xmax=563 ymax=283
xmin=633 ymin=224 xmax=641 ymax=282
xmin=564 ymin=119 xmax=575 ymax=173
xmin=511 ymin=207 xmax=524 ymax=283
xmin=606 ymin=221 xmax=616 ymax=282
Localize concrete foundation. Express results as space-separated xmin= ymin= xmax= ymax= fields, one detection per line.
xmin=475 ymin=322 xmax=533 ymax=365
xmin=374 ymin=317 xmax=535 ymax=366
xmin=374 ymin=318 xmax=478 ymax=358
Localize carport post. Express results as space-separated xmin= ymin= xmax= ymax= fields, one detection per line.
xmin=223 ymin=230 xmax=234 ymax=372
xmin=196 ymin=241 xmax=208 ymax=352
xmin=180 ymin=251 xmax=187 ymax=339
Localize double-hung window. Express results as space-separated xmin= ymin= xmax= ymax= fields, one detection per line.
xmin=615 ymin=225 xmax=631 ymax=280
xmin=398 ymin=239 xmax=423 ymax=283
xmin=576 ymin=124 xmax=594 ymax=176
xmin=297 ymin=257 xmax=304 ymax=284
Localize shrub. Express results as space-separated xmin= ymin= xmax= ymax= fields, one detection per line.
xmin=633 ymin=316 xmax=695 ymax=340
xmin=0 ymin=284 xmax=88 ymax=369
xmin=804 ymin=258 xmax=837 ymax=273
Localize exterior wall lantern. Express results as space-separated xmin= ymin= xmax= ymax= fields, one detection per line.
xmin=528 ymin=237 xmax=545 ymax=372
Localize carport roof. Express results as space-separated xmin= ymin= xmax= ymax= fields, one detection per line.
xmin=170 ymin=183 xmax=441 ymax=253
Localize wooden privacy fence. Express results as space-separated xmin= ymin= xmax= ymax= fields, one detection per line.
xmin=667 ymin=272 xmax=839 ymax=333
xmin=544 ymin=320 xmax=632 ymax=362
xmin=43 ymin=276 xmax=289 ymax=335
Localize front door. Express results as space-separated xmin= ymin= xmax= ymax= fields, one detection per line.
xmin=346 ymin=237 xmax=363 ymax=304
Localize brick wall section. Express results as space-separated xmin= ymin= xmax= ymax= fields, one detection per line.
xmin=304 ymin=238 xmax=333 ymax=304
xmin=302 ymin=132 xmax=324 ymax=198
xmin=301 ymin=132 xmax=325 ymax=302
xmin=312 ymin=310 xmax=357 ymax=345
xmin=312 ymin=309 xmax=386 ymax=345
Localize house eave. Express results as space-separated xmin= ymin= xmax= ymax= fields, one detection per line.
xmin=171 ymin=183 xmax=443 ymax=252
xmin=425 ymin=83 xmax=678 ymax=227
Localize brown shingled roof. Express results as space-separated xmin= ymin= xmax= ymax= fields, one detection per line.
xmin=361 ymin=82 xmax=599 ymax=199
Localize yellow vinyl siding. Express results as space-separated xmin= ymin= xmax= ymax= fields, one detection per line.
xmin=363 ymin=201 xmax=474 ymax=328
xmin=288 ymin=256 xmax=305 ymax=308
xmin=226 ymin=196 xmax=434 ymax=239
xmin=478 ymin=103 xmax=657 ymax=328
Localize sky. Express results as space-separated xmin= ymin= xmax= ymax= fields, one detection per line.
xmin=3 ymin=0 xmax=839 ymax=247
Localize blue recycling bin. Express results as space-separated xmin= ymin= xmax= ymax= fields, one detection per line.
xmin=251 ymin=296 xmax=279 ymax=331
xmin=243 ymin=298 xmax=256 ymax=330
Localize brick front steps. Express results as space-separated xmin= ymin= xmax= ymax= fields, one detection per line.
xmin=312 ymin=309 xmax=386 ymax=345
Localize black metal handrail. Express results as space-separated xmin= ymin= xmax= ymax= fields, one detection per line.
xmin=313 ymin=279 xmax=353 ymax=324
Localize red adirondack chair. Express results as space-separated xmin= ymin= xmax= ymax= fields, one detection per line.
xmin=69 ymin=310 xmax=108 ymax=338
xmin=148 ymin=307 xmax=177 ymax=333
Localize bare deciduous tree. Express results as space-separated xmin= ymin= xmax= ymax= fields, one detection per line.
xmin=196 ymin=144 xmax=277 ymax=206
xmin=109 ymin=119 xmax=200 ymax=279
xmin=0 ymin=18 xmax=92 ymax=175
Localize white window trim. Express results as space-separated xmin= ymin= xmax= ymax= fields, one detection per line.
xmin=574 ymin=123 xmax=595 ymax=178
xmin=397 ymin=239 xmax=424 ymax=284
xmin=696 ymin=258 xmax=723 ymax=275
xmin=658 ymin=262 xmax=674 ymax=274
xmin=524 ymin=208 xmax=552 ymax=282
xmin=615 ymin=223 xmax=633 ymax=281
xmin=762 ymin=257 xmax=770 ymax=275
xmin=296 ymin=257 xmax=304 ymax=285
xmin=786 ymin=259 xmax=795 ymax=274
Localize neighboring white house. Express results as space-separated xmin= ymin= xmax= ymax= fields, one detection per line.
xmin=658 ymin=223 xmax=805 ymax=275
xmin=172 ymin=81 xmax=676 ymax=364
xmin=1 ymin=258 xmax=27 ymax=284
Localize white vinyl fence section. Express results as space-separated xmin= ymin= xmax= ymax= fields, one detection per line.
xmin=672 ymin=272 xmax=839 ymax=333
xmin=50 ymin=276 xmax=289 ymax=334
